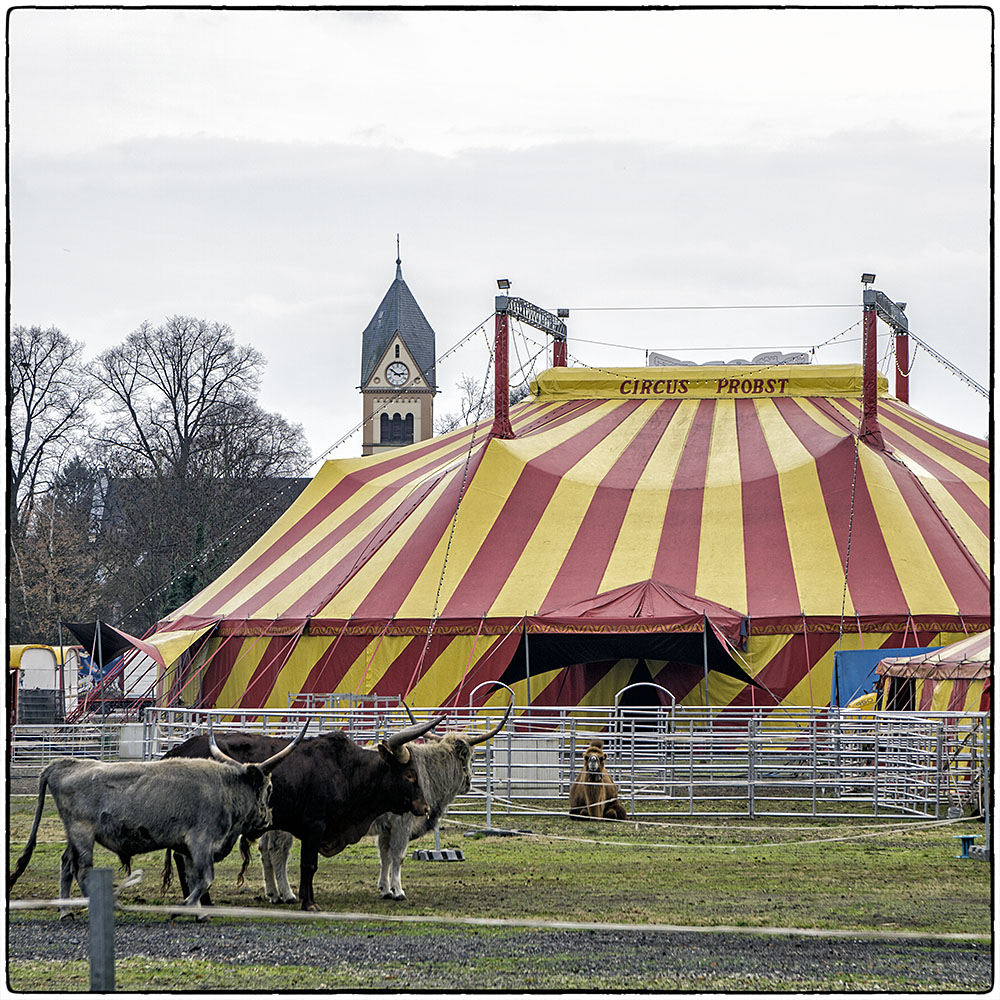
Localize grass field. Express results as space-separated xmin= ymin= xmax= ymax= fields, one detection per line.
xmin=7 ymin=793 xmax=992 ymax=991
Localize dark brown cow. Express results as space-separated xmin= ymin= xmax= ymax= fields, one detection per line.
xmin=569 ymin=740 xmax=627 ymax=821
xmin=163 ymin=717 xmax=442 ymax=910
xmin=259 ymin=696 xmax=514 ymax=903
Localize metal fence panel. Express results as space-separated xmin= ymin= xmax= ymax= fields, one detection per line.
xmin=9 ymin=705 xmax=989 ymax=825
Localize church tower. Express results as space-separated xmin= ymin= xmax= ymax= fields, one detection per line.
xmin=360 ymin=247 xmax=438 ymax=456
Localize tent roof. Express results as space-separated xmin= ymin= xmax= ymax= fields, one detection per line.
xmin=877 ymin=629 xmax=992 ymax=680
xmin=533 ymin=579 xmax=746 ymax=644
xmin=164 ymin=364 xmax=989 ymax=637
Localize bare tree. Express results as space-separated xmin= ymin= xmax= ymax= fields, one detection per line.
xmin=8 ymin=325 xmax=97 ymax=533
xmin=434 ymin=373 xmax=532 ymax=434
xmin=194 ymin=398 xmax=310 ymax=479
xmin=91 ymin=316 xmax=272 ymax=478
xmin=88 ymin=316 xmax=312 ymax=631
xmin=434 ymin=374 xmax=493 ymax=434
xmin=9 ymin=455 xmax=101 ymax=643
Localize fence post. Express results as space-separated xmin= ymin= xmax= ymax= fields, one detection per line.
xmin=87 ymin=867 xmax=115 ymax=992
xmin=934 ymin=724 xmax=944 ymax=819
xmin=485 ymin=739 xmax=493 ymax=831
xmin=873 ymin=715 xmax=880 ymax=818
xmin=747 ymin=718 xmax=756 ymax=819
xmin=505 ymin=729 xmax=512 ymax=816
xmin=630 ymin=720 xmax=636 ymax=816
xmin=983 ymin=718 xmax=991 ymax=852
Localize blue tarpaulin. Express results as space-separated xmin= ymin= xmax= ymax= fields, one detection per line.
xmin=832 ymin=647 xmax=941 ymax=707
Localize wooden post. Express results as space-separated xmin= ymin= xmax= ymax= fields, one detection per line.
xmin=87 ymin=868 xmax=115 ymax=992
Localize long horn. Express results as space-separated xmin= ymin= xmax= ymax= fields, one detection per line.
xmin=383 ymin=715 xmax=445 ymax=761
xmin=207 ymin=716 xmax=239 ymax=766
xmin=400 ymin=699 xmax=442 ymax=742
xmin=465 ymin=687 xmax=515 ymax=747
xmin=257 ymin=719 xmax=310 ymax=775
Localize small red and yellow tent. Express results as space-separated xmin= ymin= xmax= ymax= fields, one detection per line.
xmin=876 ymin=630 xmax=991 ymax=712
xmin=158 ymin=363 xmax=989 ymax=713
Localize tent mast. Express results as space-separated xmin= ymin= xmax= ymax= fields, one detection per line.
xmin=491 ymin=297 xmax=515 ymax=439
xmin=859 ymin=273 xmax=884 ymax=449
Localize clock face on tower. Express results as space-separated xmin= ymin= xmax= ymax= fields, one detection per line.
xmin=385 ymin=362 xmax=409 ymax=386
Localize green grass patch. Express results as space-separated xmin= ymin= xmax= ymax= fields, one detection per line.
xmin=9 ymin=792 xmax=990 ymax=935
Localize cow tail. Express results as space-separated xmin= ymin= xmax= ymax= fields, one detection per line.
xmin=8 ymin=765 xmax=51 ymax=890
xmin=160 ymin=850 xmax=174 ymax=891
xmin=236 ymin=835 xmax=252 ymax=887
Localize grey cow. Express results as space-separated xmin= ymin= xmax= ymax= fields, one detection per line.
xmin=8 ymin=722 xmax=305 ymax=916
xmin=258 ymin=697 xmax=513 ymax=902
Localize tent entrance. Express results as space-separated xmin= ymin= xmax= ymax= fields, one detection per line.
xmin=497 ymin=627 xmax=755 ymax=696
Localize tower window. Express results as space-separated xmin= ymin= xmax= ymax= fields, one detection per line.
xmin=380 ymin=411 xmax=414 ymax=445
xmin=395 ymin=344 xmax=400 ymax=358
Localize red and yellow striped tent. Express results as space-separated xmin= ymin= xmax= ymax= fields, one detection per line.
xmin=158 ymin=363 xmax=989 ymax=713
xmin=876 ymin=629 xmax=991 ymax=713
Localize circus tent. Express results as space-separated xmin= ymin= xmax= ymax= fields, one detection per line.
xmin=153 ymin=361 xmax=989 ymax=713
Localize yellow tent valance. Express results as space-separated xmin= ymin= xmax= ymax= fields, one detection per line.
xmin=531 ymin=364 xmax=887 ymax=401
xmin=142 ymin=625 xmax=216 ymax=670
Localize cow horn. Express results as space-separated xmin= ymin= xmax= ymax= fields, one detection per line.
xmin=383 ymin=715 xmax=445 ymax=762
xmin=400 ymin=700 xmax=443 ymax=742
xmin=465 ymin=689 xmax=514 ymax=747
xmin=207 ymin=716 xmax=239 ymax=766
xmin=256 ymin=719 xmax=310 ymax=775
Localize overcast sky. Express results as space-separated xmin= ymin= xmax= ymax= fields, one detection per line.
xmin=8 ymin=6 xmax=992 ymax=464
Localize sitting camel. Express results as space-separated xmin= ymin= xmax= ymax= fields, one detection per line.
xmin=569 ymin=740 xmax=627 ymax=820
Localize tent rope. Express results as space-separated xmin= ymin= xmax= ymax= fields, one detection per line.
xmin=354 ymin=620 xmax=393 ymax=696
xmin=447 ymin=615 xmax=486 ymax=709
xmin=836 ymin=422 xmax=863 ymax=658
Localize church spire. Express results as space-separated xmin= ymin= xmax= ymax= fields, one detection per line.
xmin=395 ymin=233 xmax=402 ymax=280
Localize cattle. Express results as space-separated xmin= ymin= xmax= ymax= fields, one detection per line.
xmin=8 ymin=721 xmax=305 ymax=917
xmin=569 ymin=740 xmax=628 ymax=820
xmin=163 ymin=715 xmax=442 ymax=910
xmin=257 ymin=695 xmax=514 ymax=903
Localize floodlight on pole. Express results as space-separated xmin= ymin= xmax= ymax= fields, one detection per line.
xmin=497 ymin=278 xmax=511 ymax=290
xmin=861 ymin=272 xmax=876 ymax=286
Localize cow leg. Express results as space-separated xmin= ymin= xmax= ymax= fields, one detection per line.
xmin=63 ymin=825 xmax=94 ymax=917
xmin=182 ymin=851 xmax=215 ymax=920
xmin=260 ymin=831 xmax=296 ymax=903
xmin=58 ymin=846 xmax=77 ymax=920
xmin=385 ymin=823 xmax=410 ymax=900
xmin=175 ymin=851 xmax=213 ymax=907
xmin=376 ymin=826 xmax=394 ymax=898
xmin=298 ymin=840 xmax=320 ymax=911
xmin=259 ymin=831 xmax=279 ymax=901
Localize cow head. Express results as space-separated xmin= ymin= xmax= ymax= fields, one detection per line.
xmin=402 ymin=687 xmax=514 ymax=793
xmin=378 ymin=716 xmax=444 ymax=817
xmin=583 ymin=742 xmax=606 ymax=774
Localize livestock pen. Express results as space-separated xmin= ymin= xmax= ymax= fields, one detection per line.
xmin=9 ymin=700 xmax=992 ymax=992
xmin=11 ymin=701 xmax=989 ymax=825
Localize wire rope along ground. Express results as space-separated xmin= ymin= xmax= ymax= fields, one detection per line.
xmin=442 ymin=797 xmax=972 ymax=836
xmin=446 ymin=811 xmax=973 ymax=852
xmin=7 ymin=900 xmax=989 ymax=943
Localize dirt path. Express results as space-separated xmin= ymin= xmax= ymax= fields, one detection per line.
xmin=8 ymin=915 xmax=992 ymax=991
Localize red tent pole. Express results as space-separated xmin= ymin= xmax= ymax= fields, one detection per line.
xmin=860 ymin=289 xmax=884 ymax=448
xmin=895 ymin=331 xmax=910 ymax=403
xmin=491 ymin=304 xmax=514 ymax=439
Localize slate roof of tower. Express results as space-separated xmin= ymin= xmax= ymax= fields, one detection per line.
xmin=360 ymin=259 xmax=437 ymax=388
